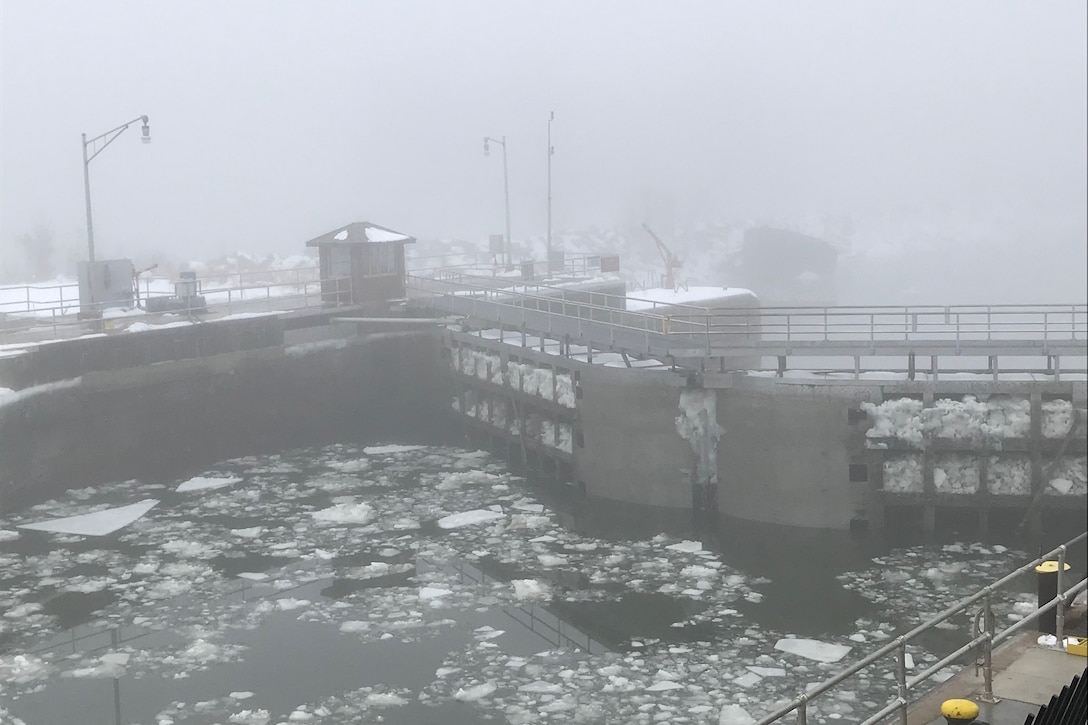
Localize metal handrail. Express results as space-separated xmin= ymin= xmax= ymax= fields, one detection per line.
xmin=407 ymin=273 xmax=706 ymax=335
xmin=0 ymin=275 xmax=354 ymax=346
xmin=407 ymin=251 xmax=608 ymax=280
xmin=757 ymin=531 xmax=1088 ymax=725
xmin=0 ymin=266 xmax=323 ymax=316
xmin=409 ymin=275 xmax=1086 ymax=345
xmin=411 ymin=275 xmax=1087 ymax=362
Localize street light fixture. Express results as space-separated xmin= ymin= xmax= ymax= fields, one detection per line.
xmin=483 ymin=135 xmax=512 ymax=267
xmin=81 ymin=114 xmax=151 ymax=264
xmin=546 ymin=111 xmax=555 ymax=275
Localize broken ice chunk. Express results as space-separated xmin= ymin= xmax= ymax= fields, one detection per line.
xmin=176 ymin=476 xmax=242 ymax=492
xmin=774 ymin=637 xmax=852 ymax=663
xmin=18 ymin=499 xmax=159 ymax=536
xmin=437 ymin=510 xmax=505 ymax=529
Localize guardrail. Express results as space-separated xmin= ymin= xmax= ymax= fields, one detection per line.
xmin=0 ymin=274 xmax=353 ymax=346
xmin=758 ymin=531 xmax=1088 ymax=725
xmin=674 ymin=304 xmax=1087 ymax=346
xmin=407 ymin=251 xmax=611 ymax=281
xmin=409 ymin=273 xmax=1087 ymax=358
xmin=0 ymin=266 xmax=322 ymax=320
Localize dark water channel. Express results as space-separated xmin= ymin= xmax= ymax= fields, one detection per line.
xmin=0 ymin=442 xmax=1082 ymax=725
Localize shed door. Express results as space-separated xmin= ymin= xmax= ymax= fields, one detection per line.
xmin=329 ymin=245 xmax=352 ymax=279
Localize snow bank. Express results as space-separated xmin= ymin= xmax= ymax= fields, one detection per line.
xmin=0 ymin=377 xmax=82 ymax=411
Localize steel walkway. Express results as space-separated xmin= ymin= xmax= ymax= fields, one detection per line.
xmin=407 ymin=273 xmax=1087 ymax=376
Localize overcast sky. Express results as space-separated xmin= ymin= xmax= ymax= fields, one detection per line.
xmin=1 ymin=0 xmax=1085 ymax=266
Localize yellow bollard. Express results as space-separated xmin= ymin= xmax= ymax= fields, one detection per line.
xmin=940 ymin=699 xmax=980 ymax=725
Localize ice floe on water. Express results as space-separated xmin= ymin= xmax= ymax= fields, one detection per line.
xmin=176 ymin=475 xmax=243 ymax=492
xmin=0 ymin=442 xmax=1037 ymax=724
xmin=17 ymin=498 xmax=159 ymax=536
xmin=774 ymin=637 xmax=852 ymax=663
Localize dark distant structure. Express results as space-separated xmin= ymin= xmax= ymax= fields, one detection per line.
xmin=305 ymin=221 xmax=415 ymax=306
xmin=736 ymin=227 xmax=838 ymax=306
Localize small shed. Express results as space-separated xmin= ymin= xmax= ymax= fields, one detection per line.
xmin=304 ymin=222 xmax=416 ymax=305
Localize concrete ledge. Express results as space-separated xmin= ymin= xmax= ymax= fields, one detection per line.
xmin=905 ymin=623 xmax=1087 ymax=725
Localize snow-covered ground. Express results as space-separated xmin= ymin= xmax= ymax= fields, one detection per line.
xmin=0 ymin=255 xmax=318 ymax=319
xmin=0 ymin=443 xmax=1040 ymax=724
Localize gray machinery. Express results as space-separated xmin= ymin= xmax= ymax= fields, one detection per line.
xmin=77 ymin=259 xmax=136 ymax=318
xmin=145 ymin=270 xmax=207 ymax=314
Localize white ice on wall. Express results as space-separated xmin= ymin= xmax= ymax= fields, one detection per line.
xmin=452 ymin=348 xmax=577 ymax=409
xmin=933 ymin=455 xmax=979 ymax=494
xmin=1042 ymin=400 xmax=1077 ymax=439
xmin=1047 ymin=456 xmax=1087 ymax=496
xmin=988 ymin=456 xmax=1032 ymax=495
xmin=883 ymin=455 xmax=923 ymax=493
xmin=863 ymin=395 xmax=1034 ymax=449
xmin=676 ymin=388 xmax=723 ymax=485
xmin=862 ymin=398 xmax=924 ymax=447
xmin=539 ymin=420 xmax=573 ymax=453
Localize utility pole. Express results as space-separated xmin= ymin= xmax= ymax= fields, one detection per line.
xmin=547 ymin=111 xmax=555 ymax=275
xmin=483 ymin=135 xmax=512 ymax=267
xmin=502 ymin=135 xmax=511 ymax=268
xmin=82 ymin=115 xmax=151 ymax=264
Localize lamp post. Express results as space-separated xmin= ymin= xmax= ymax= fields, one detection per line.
xmin=82 ymin=115 xmax=151 ymax=264
xmin=483 ymin=135 xmax=511 ymax=267
xmin=546 ymin=111 xmax=555 ymax=275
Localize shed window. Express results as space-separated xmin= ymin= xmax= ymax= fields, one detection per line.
xmin=367 ymin=244 xmax=396 ymax=275
xmin=329 ymin=245 xmax=352 ymax=278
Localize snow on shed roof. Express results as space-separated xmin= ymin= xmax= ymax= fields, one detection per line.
xmin=305 ymin=222 xmax=416 ymax=247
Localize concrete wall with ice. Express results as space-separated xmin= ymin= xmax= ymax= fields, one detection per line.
xmin=0 ymin=329 xmax=448 ymax=511
xmin=577 ymin=366 xmax=693 ymax=509
xmin=863 ymin=394 xmax=1088 ymax=500
xmin=716 ymin=377 xmax=876 ymax=529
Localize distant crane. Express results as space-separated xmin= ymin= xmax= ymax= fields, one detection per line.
xmin=642 ymin=223 xmax=683 ymax=291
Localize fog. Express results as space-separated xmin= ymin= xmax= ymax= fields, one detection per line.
xmin=2 ymin=1 xmax=1085 ymax=301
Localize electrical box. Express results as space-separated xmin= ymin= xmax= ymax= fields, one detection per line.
xmin=77 ymin=259 xmax=135 ymax=317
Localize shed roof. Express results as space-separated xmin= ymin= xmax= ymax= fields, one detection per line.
xmin=304 ymin=222 xmax=416 ymax=247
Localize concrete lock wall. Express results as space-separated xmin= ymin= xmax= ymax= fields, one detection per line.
xmin=715 ymin=379 xmax=878 ymax=530
xmin=0 ymin=328 xmax=447 ymax=512
xmin=576 ymin=365 xmax=693 ymax=509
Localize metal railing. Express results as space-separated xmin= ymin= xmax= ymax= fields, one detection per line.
xmin=0 ymin=273 xmax=353 ymax=346
xmin=408 ymin=273 xmax=1087 ymax=361
xmin=407 ymin=251 xmax=611 ymax=281
xmin=758 ymin=531 xmax=1088 ymax=725
xmin=0 ymin=266 xmax=322 ymax=319
xmin=674 ymin=304 xmax=1087 ymax=347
